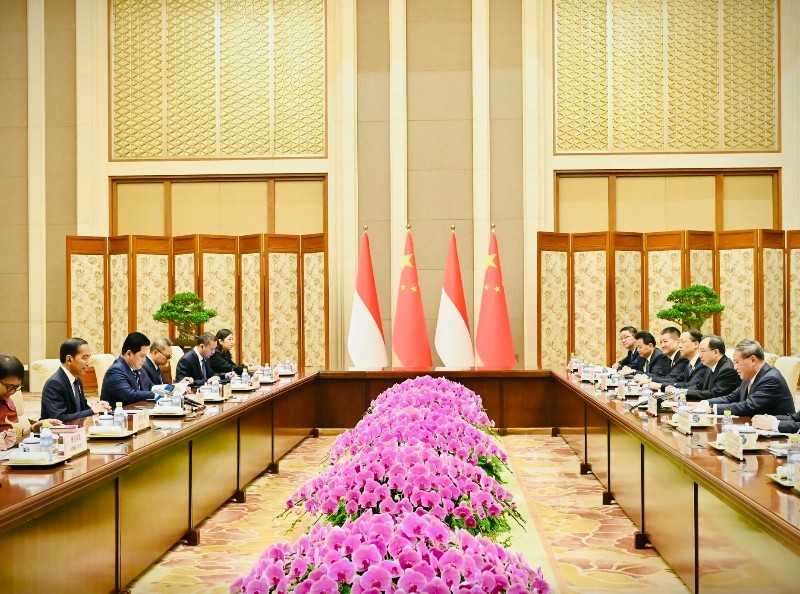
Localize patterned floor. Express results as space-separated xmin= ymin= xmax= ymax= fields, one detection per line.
xmin=128 ymin=432 xmax=688 ymax=593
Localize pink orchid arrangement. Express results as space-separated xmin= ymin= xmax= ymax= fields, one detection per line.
xmin=231 ymin=511 xmax=549 ymax=594
xmin=287 ymin=441 xmax=520 ymax=540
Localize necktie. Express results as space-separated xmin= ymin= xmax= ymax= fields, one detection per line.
xmin=73 ymin=378 xmax=83 ymax=410
xmin=644 ymin=359 xmax=649 ymax=373
xmin=199 ymin=354 xmax=206 ymax=380
xmin=134 ymin=369 xmax=141 ymax=390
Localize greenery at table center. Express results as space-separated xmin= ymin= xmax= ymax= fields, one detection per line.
xmin=656 ymin=284 xmax=724 ymax=330
xmin=153 ymin=292 xmax=218 ymax=345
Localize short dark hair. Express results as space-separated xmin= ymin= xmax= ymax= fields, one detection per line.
xmin=660 ymin=327 xmax=681 ymax=339
xmin=121 ymin=332 xmax=150 ymax=355
xmin=634 ymin=331 xmax=656 ymax=347
xmin=0 ymin=353 xmax=24 ymax=381
xmin=196 ymin=332 xmax=216 ymax=346
xmin=703 ymin=335 xmax=726 ymax=354
xmin=685 ymin=329 xmax=703 ymax=343
xmin=60 ymin=338 xmax=89 ymax=363
xmin=620 ymin=326 xmax=638 ymax=335
xmin=215 ymin=328 xmax=233 ymax=342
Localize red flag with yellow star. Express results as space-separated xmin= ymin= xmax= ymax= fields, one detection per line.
xmin=475 ymin=230 xmax=515 ymax=368
xmin=392 ymin=230 xmax=432 ymax=368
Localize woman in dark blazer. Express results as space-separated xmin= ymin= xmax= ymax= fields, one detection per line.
xmin=209 ymin=329 xmax=251 ymax=376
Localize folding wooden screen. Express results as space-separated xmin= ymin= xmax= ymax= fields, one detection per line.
xmin=238 ymin=234 xmax=265 ymax=366
xmin=571 ymin=233 xmax=610 ymax=365
xmin=611 ymin=233 xmax=644 ymax=363
xmin=198 ymin=236 xmax=239 ymax=342
xmin=132 ymin=237 xmax=171 ymax=342
xmin=301 ymin=234 xmax=328 ymax=369
xmin=172 ymin=235 xmax=199 ymax=295
xmin=66 ymin=236 xmax=108 ymax=353
xmin=788 ymin=231 xmax=800 ymax=356
xmin=537 ymin=232 xmax=570 ymax=370
xmin=265 ymin=235 xmax=302 ymax=366
xmin=108 ymin=237 xmax=131 ymax=353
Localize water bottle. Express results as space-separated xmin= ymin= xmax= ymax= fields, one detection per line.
xmin=786 ymin=435 xmax=800 ymax=482
xmin=721 ymin=409 xmax=733 ymax=427
xmin=114 ymin=402 xmax=125 ymax=428
xmin=40 ymin=426 xmax=54 ymax=460
xmin=241 ymin=368 xmax=250 ymax=385
xmin=172 ymin=391 xmax=183 ymax=408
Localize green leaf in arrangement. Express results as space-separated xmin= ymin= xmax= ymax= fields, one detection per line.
xmin=153 ymin=292 xmax=218 ymax=343
xmin=655 ymin=285 xmax=724 ymax=330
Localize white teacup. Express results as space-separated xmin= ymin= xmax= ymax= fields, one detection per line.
xmin=21 ymin=437 xmax=40 ymax=452
xmin=97 ymin=414 xmax=114 ymax=426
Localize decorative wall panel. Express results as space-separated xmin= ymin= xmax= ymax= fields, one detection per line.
xmin=762 ymin=248 xmax=784 ymax=355
xmin=573 ymin=251 xmax=607 ymax=364
xmin=109 ymin=255 xmax=130 ymax=353
xmin=303 ymin=252 xmax=326 ymax=369
xmin=554 ymin=0 xmax=778 ymax=153
xmin=240 ymin=252 xmax=263 ymax=365
xmin=614 ymin=251 xmax=642 ymax=361
xmin=719 ymin=249 xmax=755 ymax=348
xmin=689 ymin=249 xmax=715 ymax=334
xmin=273 ymin=0 xmax=325 ymax=156
xmin=791 ymin=250 xmax=800 ymax=356
xmin=554 ymin=0 xmax=608 ymax=152
xmin=647 ymin=250 xmax=682 ymax=334
xmin=70 ymin=254 xmax=106 ymax=354
xmin=723 ymin=0 xmax=777 ymax=150
xmin=611 ymin=0 xmax=663 ymax=151
xmin=174 ymin=254 xmax=196 ymax=294
xmin=268 ymin=253 xmax=299 ymax=364
xmin=136 ymin=254 xmax=169 ymax=341
xmin=203 ymin=253 xmax=237 ymax=335
xmin=540 ymin=251 xmax=569 ymax=370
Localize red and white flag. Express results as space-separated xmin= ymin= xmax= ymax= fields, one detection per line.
xmin=475 ymin=229 xmax=515 ymax=368
xmin=392 ymin=230 xmax=432 ymax=368
xmin=347 ymin=230 xmax=388 ymax=368
xmin=434 ymin=230 xmax=474 ymax=367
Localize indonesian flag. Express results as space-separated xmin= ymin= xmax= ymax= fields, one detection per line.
xmin=347 ymin=230 xmax=388 ymax=368
xmin=392 ymin=230 xmax=432 ymax=368
xmin=475 ymin=230 xmax=515 ymax=368
xmin=434 ymin=230 xmax=474 ymax=367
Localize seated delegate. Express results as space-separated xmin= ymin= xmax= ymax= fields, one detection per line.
xmin=0 ymin=353 xmax=62 ymax=450
xmin=101 ymin=332 xmax=157 ymax=407
xmin=619 ymin=331 xmax=670 ymax=377
xmin=40 ymin=338 xmax=111 ymax=422
xmin=652 ymin=329 xmax=708 ymax=391
xmin=209 ymin=329 xmax=255 ymax=377
xmin=611 ymin=326 xmax=639 ymax=370
xmin=176 ymin=332 xmax=216 ymax=388
xmin=677 ymin=335 xmax=740 ymax=400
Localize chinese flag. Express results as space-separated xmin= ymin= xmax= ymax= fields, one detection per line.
xmin=392 ymin=230 xmax=432 ymax=368
xmin=475 ymin=230 xmax=515 ymax=368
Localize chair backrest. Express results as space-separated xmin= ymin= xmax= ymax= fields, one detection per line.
xmin=90 ymin=354 xmax=117 ymax=398
xmin=764 ymin=352 xmax=779 ymax=367
xmin=725 ymin=348 xmax=735 ymax=360
xmin=29 ymin=359 xmax=61 ymax=392
xmin=773 ymin=356 xmax=800 ymax=392
xmin=9 ymin=391 xmax=33 ymax=432
xmin=170 ymin=346 xmax=184 ymax=383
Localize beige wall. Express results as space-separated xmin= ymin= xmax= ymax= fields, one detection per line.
xmin=0 ymin=0 xmax=28 ymax=359
xmin=274 ymin=180 xmax=324 ymax=235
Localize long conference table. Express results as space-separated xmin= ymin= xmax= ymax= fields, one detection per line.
xmin=1 ymin=369 xmax=799 ymax=593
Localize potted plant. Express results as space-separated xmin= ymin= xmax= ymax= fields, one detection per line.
xmin=656 ymin=284 xmax=725 ymax=330
xmin=153 ymin=292 xmax=218 ymax=348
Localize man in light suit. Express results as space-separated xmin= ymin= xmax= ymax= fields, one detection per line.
xmin=41 ymin=338 xmax=111 ymax=422
xmin=142 ymin=338 xmax=173 ymax=386
xmin=695 ymin=339 xmax=795 ymax=416
xmin=101 ymin=332 xmax=156 ymax=408
xmin=683 ymin=335 xmax=740 ymax=400
xmin=656 ymin=329 xmax=708 ymax=391
xmin=176 ymin=332 xmax=216 ymax=388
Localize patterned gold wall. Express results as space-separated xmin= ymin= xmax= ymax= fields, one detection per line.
xmin=719 ymin=248 xmax=755 ymax=347
xmin=136 ymin=255 xmax=169 ymax=341
xmin=555 ymin=0 xmax=778 ymax=152
xmin=111 ymin=0 xmax=325 ymax=159
xmin=791 ymin=250 xmax=800 ymax=356
xmin=303 ymin=252 xmax=326 ymax=369
xmin=762 ymin=247 xmax=784 ymax=354
xmin=240 ymin=252 xmax=263 ymax=365
xmin=614 ymin=251 xmax=642 ymax=361
xmin=268 ymin=253 xmax=299 ymax=364
xmin=202 ymin=254 xmax=237 ymax=335
xmin=647 ymin=250 xmax=682 ymax=334
xmin=540 ymin=251 xmax=569 ymax=370
xmin=174 ymin=253 xmax=196 ymax=294
xmin=689 ymin=249 xmax=715 ymax=334
xmin=109 ymin=255 xmax=130 ymax=353
xmin=70 ymin=255 xmax=106 ymax=354
xmin=573 ymin=251 xmax=607 ymax=364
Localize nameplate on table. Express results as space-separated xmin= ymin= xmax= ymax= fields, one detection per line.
xmin=61 ymin=428 xmax=88 ymax=456
xmin=675 ymin=410 xmax=692 ymax=435
xmin=724 ymin=433 xmax=745 ymax=460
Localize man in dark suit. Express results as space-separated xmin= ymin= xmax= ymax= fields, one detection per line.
xmin=41 ymin=338 xmax=111 ymax=422
xmin=611 ymin=326 xmax=639 ymax=370
xmin=621 ymin=331 xmax=670 ymax=377
xmin=684 ymin=335 xmax=740 ymax=401
xmin=637 ymin=327 xmax=688 ymax=385
xmin=753 ymin=406 xmax=800 ymax=434
xmin=101 ymin=332 xmax=156 ymax=407
xmin=696 ymin=339 xmax=795 ymax=416
xmin=142 ymin=338 xmax=173 ymax=386
xmin=657 ymin=329 xmax=708 ymax=391
xmin=176 ymin=332 xmax=216 ymax=388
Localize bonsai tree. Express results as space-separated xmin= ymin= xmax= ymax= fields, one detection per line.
xmin=153 ymin=292 xmax=218 ymax=345
xmin=656 ymin=284 xmax=725 ymax=330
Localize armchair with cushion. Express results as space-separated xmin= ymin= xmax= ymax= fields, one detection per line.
xmin=90 ymin=354 xmax=116 ymax=399
xmin=29 ymin=359 xmax=61 ymax=393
